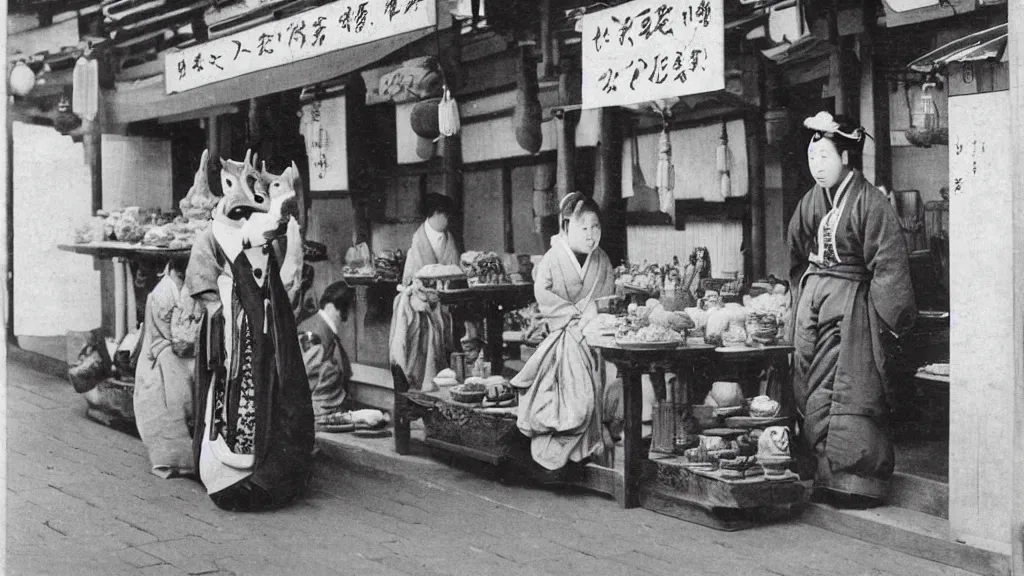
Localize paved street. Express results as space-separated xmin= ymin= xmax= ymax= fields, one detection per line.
xmin=6 ymin=360 xmax=975 ymax=576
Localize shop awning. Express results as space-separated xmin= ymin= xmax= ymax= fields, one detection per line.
xmin=881 ymin=0 xmax=977 ymax=28
xmin=103 ymin=26 xmax=434 ymax=126
xmin=908 ymin=23 xmax=1007 ymax=73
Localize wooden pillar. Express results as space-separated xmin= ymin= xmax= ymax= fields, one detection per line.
xmin=5 ymin=108 xmax=13 ymax=344
xmin=746 ymin=113 xmax=766 ymax=280
xmin=206 ymin=115 xmax=220 ymax=164
xmin=555 ymin=109 xmax=578 ymax=202
xmin=1009 ymin=0 xmax=1024 ymax=571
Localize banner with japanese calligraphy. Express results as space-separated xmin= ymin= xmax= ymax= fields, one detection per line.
xmin=165 ymin=0 xmax=436 ymax=94
xmin=581 ymin=0 xmax=724 ymax=109
xmin=300 ymin=95 xmax=349 ymax=191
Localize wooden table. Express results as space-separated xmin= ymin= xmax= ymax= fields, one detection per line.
xmin=588 ymin=336 xmax=718 ymax=509
xmin=436 ymin=284 xmax=535 ymax=376
xmin=590 ymin=337 xmax=804 ymax=530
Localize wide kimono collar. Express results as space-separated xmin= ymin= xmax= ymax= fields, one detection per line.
xmin=550 ymin=234 xmax=604 ymax=303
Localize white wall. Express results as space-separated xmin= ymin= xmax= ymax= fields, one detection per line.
xmin=948 ymin=90 xmax=1013 ymax=553
xmin=13 ymin=122 xmax=102 ymax=336
xmin=101 ymin=134 xmax=172 ymax=211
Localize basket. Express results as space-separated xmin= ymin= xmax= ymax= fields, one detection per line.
xmin=449 ymin=384 xmax=487 ymax=404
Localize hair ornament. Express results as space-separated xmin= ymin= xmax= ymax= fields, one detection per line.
xmin=803 ymin=111 xmax=870 ymax=142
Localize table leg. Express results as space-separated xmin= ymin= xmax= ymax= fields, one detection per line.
xmin=113 ymin=257 xmax=127 ymax=343
xmin=391 ymin=365 xmax=412 ymax=455
xmin=621 ymin=365 xmax=643 ymax=509
xmin=486 ymin=304 xmax=504 ymax=376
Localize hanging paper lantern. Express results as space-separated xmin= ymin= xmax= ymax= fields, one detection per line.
xmin=411 ymin=98 xmax=441 ymax=140
xmin=655 ymin=126 xmax=674 ymax=214
xmin=72 ymin=56 xmax=99 ymax=122
xmin=437 ymin=85 xmax=460 ymax=137
xmin=10 ymin=61 xmax=36 ymax=96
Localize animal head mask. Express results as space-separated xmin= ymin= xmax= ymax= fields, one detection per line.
xmin=218 ymin=150 xmax=269 ymax=221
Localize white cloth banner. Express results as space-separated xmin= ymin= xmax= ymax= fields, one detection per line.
xmin=581 ymin=0 xmax=724 ymax=109
xmin=301 ymin=96 xmax=349 ymax=191
xmin=165 ymin=0 xmax=436 ymax=94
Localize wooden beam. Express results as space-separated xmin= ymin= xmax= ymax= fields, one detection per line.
xmin=747 ymin=112 xmax=766 ymax=280
xmin=1009 ymin=0 xmax=1024 ymax=571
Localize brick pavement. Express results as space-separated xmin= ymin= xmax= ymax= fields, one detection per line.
xmin=6 ymin=361 xmax=976 ymax=576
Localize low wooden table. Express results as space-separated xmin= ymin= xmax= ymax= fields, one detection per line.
xmin=591 ymin=337 xmax=805 ymax=530
xmin=436 ymin=284 xmax=535 ymax=376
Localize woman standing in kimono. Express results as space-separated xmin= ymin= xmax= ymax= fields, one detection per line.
xmin=788 ymin=112 xmax=917 ymax=507
xmin=512 ymin=193 xmax=621 ymax=482
xmin=134 ymin=259 xmax=195 ymax=479
xmin=389 ymin=194 xmax=462 ymax=389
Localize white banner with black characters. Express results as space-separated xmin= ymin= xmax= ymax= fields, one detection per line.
xmin=581 ymin=0 xmax=724 ymax=109
xmin=165 ymin=0 xmax=436 ymax=94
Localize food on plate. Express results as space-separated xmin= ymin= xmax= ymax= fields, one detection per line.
xmin=449 ymin=382 xmax=487 ymax=403
xmin=460 ymin=251 xmax=508 ymax=285
xmin=705 ymin=304 xmax=751 ymax=347
xmin=745 ymin=312 xmax=780 ymax=345
xmin=374 ymin=249 xmax=405 ymax=282
xmin=433 ymin=368 xmax=459 ymax=386
xmin=705 ymin=381 xmax=745 ymax=408
xmin=649 ymin=308 xmax=695 ymax=333
xmin=416 ymin=263 xmax=466 ymax=279
xmin=748 ymin=395 xmax=781 ymax=418
xmin=485 ymin=381 xmax=515 ymax=402
xmin=142 ymin=225 xmax=175 ymax=247
xmin=616 ymin=324 xmax=683 ymax=344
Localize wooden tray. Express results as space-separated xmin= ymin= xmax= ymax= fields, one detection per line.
xmin=725 ymin=416 xmax=788 ymax=429
xmin=615 ymin=340 xmax=686 ymax=350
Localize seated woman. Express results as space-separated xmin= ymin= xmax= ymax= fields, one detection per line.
xmin=134 ymin=259 xmax=195 ymax=479
xmin=512 ymin=192 xmax=622 ymax=482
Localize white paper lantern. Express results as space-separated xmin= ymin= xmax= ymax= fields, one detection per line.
xmin=10 ymin=62 xmax=36 ymax=96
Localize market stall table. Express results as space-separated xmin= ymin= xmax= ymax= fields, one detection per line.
xmin=58 ymin=242 xmax=191 ymax=341
xmin=589 ymin=336 xmax=805 ymax=530
xmin=59 ymin=242 xmax=191 ymax=429
xmin=435 ymin=283 xmax=535 ymax=376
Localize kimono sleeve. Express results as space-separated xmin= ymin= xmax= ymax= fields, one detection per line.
xmin=861 ymin=189 xmax=917 ymax=336
xmin=533 ymin=251 xmax=579 ymax=327
xmin=787 ymin=191 xmax=817 ymax=288
xmin=184 ymin=227 xmax=222 ymax=303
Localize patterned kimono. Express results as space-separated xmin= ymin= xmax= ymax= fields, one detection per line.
xmin=512 ymin=235 xmax=619 ymax=470
xmin=388 ymin=223 xmax=459 ymax=389
xmin=788 ymin=170 xmax=917 ymax=499
xmin=186 ymin=222 xmax=314 ymax=511
xmin=133 ymin=271 xmax=195 ymax=479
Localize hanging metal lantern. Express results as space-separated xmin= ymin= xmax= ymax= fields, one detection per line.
xmin=10 ymin=61 xmax=36 ymax=96
xmin=54 ymin=94 xmax=83 ymax=135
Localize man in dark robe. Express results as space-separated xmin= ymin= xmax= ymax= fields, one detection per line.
xmin=788 ymin=112 xmax=916 ymax=507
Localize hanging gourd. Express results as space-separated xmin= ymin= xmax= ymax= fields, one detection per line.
xmin=716 ymin=122 xmax=732 ymax=201
xmin=513 ymin=46 xmax=543 ymax=154
xmin=437 ymin=84 xmax=460 ymax=137
xmin=410 ymin=98 xmax=442 ymax=140
xmin=54 ymin=94 xmax=83 ymax=135
xmin=72 ymin=55 xmax=99 ymax=122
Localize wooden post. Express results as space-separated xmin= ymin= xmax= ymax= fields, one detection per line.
xmin=1009 ymin=0 xmax=1024 ymax=570
xmin=206 ymin=114 xmax=220 ymax=165
xmin=555 ymin=109 xmax=578 ymax=202
xmin=5 ymin=102 xmax=13 ymax=345
xmin=502 ymin=167 xmax=514 ymax=252
xmin=747 ymin=113 xmax=766 ymax=280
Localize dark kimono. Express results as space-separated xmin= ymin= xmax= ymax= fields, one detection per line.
xmin=186 ymin=225 xmax=315 ymax=512
xmin=297 ymin=312 xmax=352 ymax=426
xmin=788 ymin=170 xmax=917 ymax=499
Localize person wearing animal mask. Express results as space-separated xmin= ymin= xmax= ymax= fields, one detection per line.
xmin=511 ymin=192 xmax=622 ymax=483
xmin=183 ymin=150 xmax=314 ymax=512
xmin=788 ymin=112 xmax=917 ymax=508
